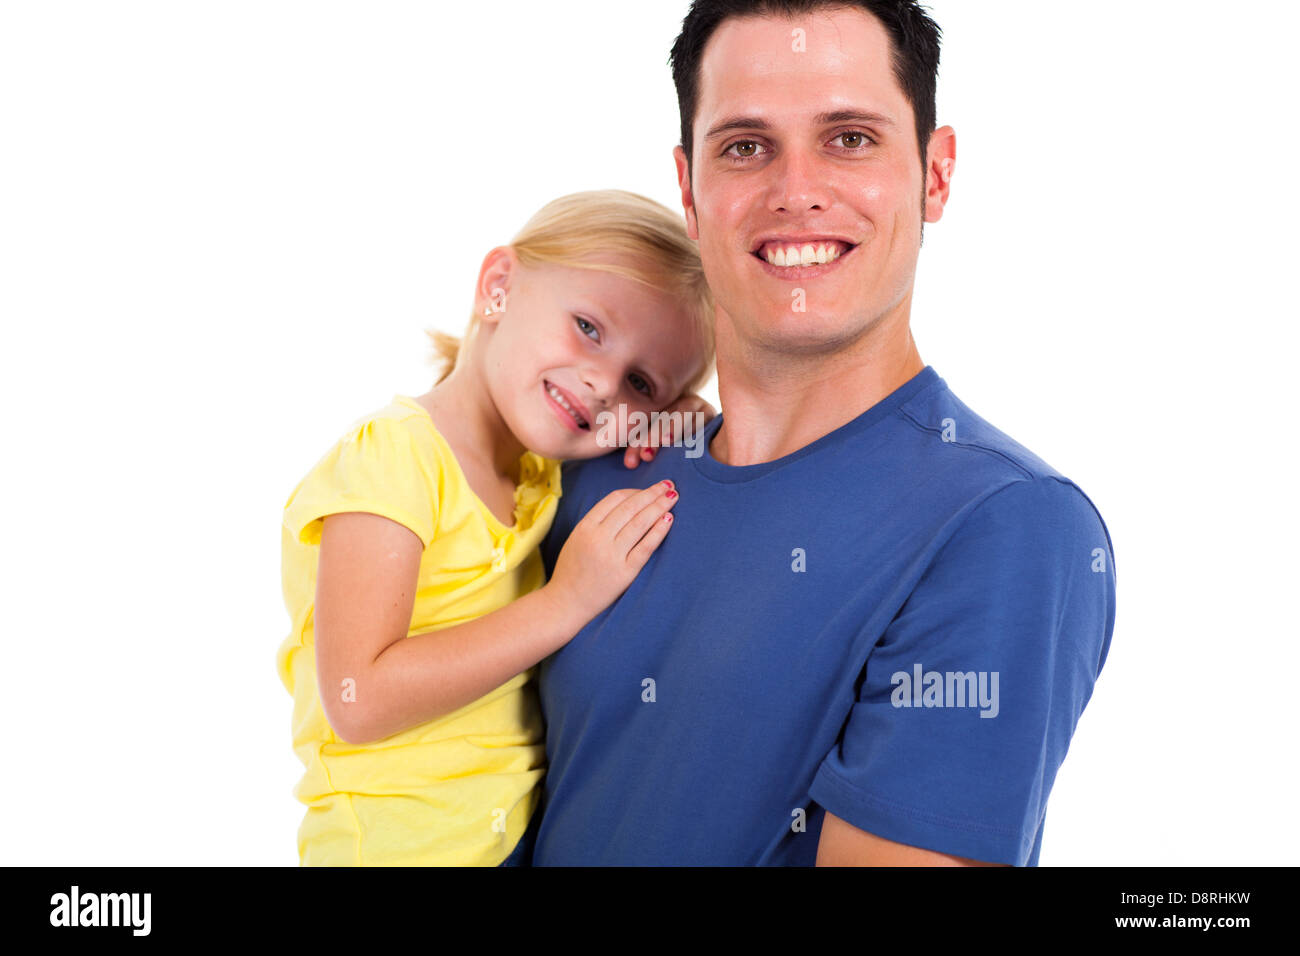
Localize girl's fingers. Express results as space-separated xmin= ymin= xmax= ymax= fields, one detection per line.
xmin=587 ymin=487 xmax=640 ymax=524
xmin=626 ymin=508 xmax=674 ymax=567
xmin=618 ymin=395 xmax=717 ymax=465
xmin=609 ymin=481 xmax=677 ymax=542
xmin=600 ymin=480 xmax=674 ymax=529
xmin=616 ymin=490 xmax=678 ymax=557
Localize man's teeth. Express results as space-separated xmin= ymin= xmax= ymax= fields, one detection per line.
xmin=763 ymin=242 xmax=846 ymax=267
xmin=546 ymin=382 xmax=588 ymax=428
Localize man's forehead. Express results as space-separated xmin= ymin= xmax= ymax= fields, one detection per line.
xmin=694 ymin=9 xmax=903 ymax=132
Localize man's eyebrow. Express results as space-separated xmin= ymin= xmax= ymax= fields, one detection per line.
xmin=815 ymin=109 xmax=897 ymax=129
xmin=702 ymin=115 xmax=771 ymax=142
xmin=703 ymin=109 xmax=898 ymax=143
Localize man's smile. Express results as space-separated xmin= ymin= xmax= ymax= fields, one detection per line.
xmin=748 ymin=235 xmax=860 ymax=280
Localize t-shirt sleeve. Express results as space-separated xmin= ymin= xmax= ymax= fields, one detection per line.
xmin=283 ymin=415 xmax=439 ymax=548
xmin=809 ymin=475 xmax=1116 ymax=866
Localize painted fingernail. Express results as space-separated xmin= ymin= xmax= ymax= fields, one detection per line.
xmin=663 ymin=513 xmax=673 ymax=522
xmin=665 ymin=489 xmax=677 ymax=499
xmin=662 ymin=480 xmax=673 ymax=489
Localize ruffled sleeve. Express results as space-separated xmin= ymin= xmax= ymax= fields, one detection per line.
xmin=283 ymin=413 xmax=440 ymax=548
xmin=512 ymin=452 xmax=563 ymax=532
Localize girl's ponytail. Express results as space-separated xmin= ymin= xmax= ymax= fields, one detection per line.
xmin=426 ymin=329 xmax=462 ymax=385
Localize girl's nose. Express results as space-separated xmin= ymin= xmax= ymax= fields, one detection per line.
xmin=579 ymin=367 xmax=616 ymax=405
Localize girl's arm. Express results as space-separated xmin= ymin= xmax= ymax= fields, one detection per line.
xmin=313 ymin=480 xmax=679 ymax=744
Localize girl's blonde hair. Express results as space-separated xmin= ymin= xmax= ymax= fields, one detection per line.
xmin=427 ymin=190 xmax=716 ymax=398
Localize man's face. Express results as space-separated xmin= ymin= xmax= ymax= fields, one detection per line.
xmin=675 ymin=8 xmax=941 ymax=354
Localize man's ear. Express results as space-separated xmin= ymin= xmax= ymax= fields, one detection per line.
xmin=673 ymin=145 xmax=699 ymax=240
xmin=475 ymin=246 xmax=517 ymax=321
xmin=923 ymin=125 xmax=957 ymax=224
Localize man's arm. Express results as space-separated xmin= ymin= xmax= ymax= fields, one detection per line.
xmin=807 ymin=476 xmax=1116 ymax=866
xmin=816 ymin=813 xmax=1007 ymax=866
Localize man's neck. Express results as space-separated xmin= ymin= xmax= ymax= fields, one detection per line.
xmin=709 ymin=301 xmax=925 ymax=467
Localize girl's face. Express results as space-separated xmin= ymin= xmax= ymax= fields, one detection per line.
xmin=480 ymin=253 xmax=707 ymax=462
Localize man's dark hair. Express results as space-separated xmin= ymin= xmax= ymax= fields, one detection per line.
xmin=669 ymin=0 xmax=942 ymax=174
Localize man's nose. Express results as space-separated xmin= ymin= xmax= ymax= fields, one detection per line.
xmin=768 ymin=147 xmax=832 ymax=213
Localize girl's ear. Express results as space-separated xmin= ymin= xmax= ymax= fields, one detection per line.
xmin=476 ymin=246 xmax=517 ymax=322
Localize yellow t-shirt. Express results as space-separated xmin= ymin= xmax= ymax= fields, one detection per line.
xmin=276 ymin=394 xmax=562 ymax=866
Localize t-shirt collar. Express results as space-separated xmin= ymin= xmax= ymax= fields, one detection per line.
xmin=691 ymin=366 xmax=941 ymax=484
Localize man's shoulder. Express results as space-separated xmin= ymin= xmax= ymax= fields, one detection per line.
xmin=896 ymin=374 xmax=1112 ymax=557
xmin=553 ymin=453 xmax=665 ymax=522
xmin=558 ymin=453 xmax=629 ymax=498
xmin=896 ymin=375 xmax=1064 ymax=483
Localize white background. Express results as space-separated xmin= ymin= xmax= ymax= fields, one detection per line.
xmin=2 ymin=0 xmax=1296 ymax=866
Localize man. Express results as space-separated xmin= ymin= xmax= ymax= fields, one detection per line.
xmin=530 ymin=0 xmax=1115 ymax=866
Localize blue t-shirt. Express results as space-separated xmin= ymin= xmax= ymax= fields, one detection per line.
xmin=534 ymin=367 xmax=1116 ymax=866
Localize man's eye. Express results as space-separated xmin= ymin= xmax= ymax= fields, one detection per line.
xmin=628 ymin=373 xmax=652 ymax=397
xmin=574 ymin=315 xmax=599 ymax=340
xmin=832 ymin=131 xmax=873 ymax=150
xmin=724 ymin=140 xmax=766 ymax=160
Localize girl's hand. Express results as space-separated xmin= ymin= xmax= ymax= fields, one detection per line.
xmin=546 ymin=480 xmax=679 ymax=621
xmin=622 ymin=393 xmax=718 ymax=469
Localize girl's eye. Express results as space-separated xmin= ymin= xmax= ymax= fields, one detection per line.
xmin=574 ymin=315 xmax=599 ymax=341
xmin=628 ymin=373 xmax=652 ymax=397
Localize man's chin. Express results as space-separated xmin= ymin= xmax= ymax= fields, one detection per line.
xmin=726 ymin=305 xmax=869 ymax=352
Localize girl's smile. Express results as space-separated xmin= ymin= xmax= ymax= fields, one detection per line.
xmin=542 ymin=379 xmax=592 ymax=432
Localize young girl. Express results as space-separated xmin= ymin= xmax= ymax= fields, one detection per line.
xmin=277 ymin=190 xmax=716 ymax=866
